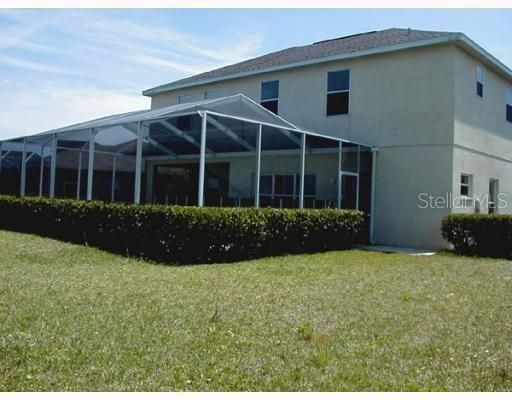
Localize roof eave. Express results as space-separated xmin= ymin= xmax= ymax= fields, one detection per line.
xmin=455 ymin=35 xmax=512 ymax=82
xmin=142 ymin=34 xmax=466 ymax=96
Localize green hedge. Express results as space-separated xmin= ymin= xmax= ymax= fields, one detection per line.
xmin=442 ymin=214 xmax=512 ymax=258
xmin=0 ymin=196 xmax=366 ymax=264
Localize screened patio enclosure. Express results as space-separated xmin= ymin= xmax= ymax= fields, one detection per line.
xmin=0 ymin=94 xmax=376 ymax=214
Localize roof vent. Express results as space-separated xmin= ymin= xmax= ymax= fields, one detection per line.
xmin=313 ymin=30 xmax=378 ymax=45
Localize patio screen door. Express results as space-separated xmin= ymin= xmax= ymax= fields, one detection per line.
xmin=339 ymin=171 xmax=359 ymax=210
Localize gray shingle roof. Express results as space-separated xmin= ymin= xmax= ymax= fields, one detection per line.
xmin=143 ymin=28 xmax=458 ymax=95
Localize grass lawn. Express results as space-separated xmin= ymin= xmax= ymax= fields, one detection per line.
xmin=1 ymin=230 xmax=512 ymax=391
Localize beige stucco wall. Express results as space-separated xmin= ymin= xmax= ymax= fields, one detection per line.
xmin=374 ymin=145 xmax=453 ymax=249
xmin=453 ymin=47 xmax=512 ymax=159
xmin=151 ymin=45 xmax=456 ymax=148
xmin=452 ymin=47 xmax=512 ymax=216
xmin=452 ymin=146 xmax=512 ymax=215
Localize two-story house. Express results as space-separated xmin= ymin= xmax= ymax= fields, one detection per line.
xmin=141 ymin=28 xmax=512 ymax=249
xmin=1 ymin=28 xmax=511 ymax=249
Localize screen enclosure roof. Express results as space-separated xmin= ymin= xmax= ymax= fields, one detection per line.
xmin=0 ymin=94 xmax=375 ymax=151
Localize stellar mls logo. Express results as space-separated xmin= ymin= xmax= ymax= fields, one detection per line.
xmin=417 ymin=192 xmax=508 ymax=209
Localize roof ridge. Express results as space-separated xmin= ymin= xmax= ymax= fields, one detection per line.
xmin=313 ymin=30 xmax=378 ymax=45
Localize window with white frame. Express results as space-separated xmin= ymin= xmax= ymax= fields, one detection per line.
xmin=476 ymin=67 xmax=484 ymax=98
xmin=507 ymin=87 xmax=512 ymax=123
xmin=204 ymin=89 xmax=221 ymax=100
xmin=460 ymin=174 xmax=472 ymax=197
xmin=326 ymin=70 xmax=350 ymax=115
xmin=177 ymin=94 xmax=194 ymax=104
xmin=257 ymin=174 xmax=315 ymax=198
xmin=260 ymin=80 xmax=279 ymax=114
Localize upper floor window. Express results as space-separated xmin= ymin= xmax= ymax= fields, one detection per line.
xmin=460 ymin=174 xmax=472 ymax=197
xmin=177 ymin=94 xmax=194 ymax=104
xmin=204 ymin=89 xmax=221 ymax=100
xmin=260 ymin=80 xmax=279 ymax=114
xmin=326 ymin=69 xmax=350 ymax=116
xmin=507 ymin=88 xmax=512 ymax=123
xmin=476 ymin=67 xmax=484 ymax=98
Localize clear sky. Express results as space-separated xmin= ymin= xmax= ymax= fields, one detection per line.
xmin=1 ymin=8 xmax=511 ymax=139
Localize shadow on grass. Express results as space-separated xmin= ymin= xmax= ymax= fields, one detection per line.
xmin=0 ymin=226 xmax=364 ymax=268
xmin=437 ymin=249 xmax=512 ymax=261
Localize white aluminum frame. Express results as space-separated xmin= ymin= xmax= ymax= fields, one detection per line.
xmin=20 ymin=138 xmax=27 ymax=197
xmin=134 ymin=121 xmax=144 ymax=204
xmin=86 ymin=128 xmax=95 ymax=201
xmin=49 ymin=134 xmax=57 ymax=198
xmin=76 ymin=151 xmax=82 ymax=200
xmin=39 ymin=144 xmax=45 ymax=197
xmin=198 ymin=111 xmax=208 ymax=207
xmin=254 ymin=124 xmax=262 ymax=208
xmin=339 ymin=171 xmax=359 ymax=210
xmin=299 ymin=132 xmax=306 ymax=209
xmin=0 ymin=101 xmax=376 ymax=245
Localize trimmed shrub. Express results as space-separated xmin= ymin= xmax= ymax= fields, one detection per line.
xmin=0 ymin=195 xmax=366 ymax=264
xmin=441 ymin=214 xmax=512 ymax=258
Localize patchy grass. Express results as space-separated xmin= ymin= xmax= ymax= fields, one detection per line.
xmin=1 ymin=230 xmax=512 ymax=391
